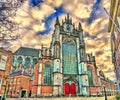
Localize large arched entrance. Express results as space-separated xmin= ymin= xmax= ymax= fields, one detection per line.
xmin=64 ymin=82 xmax=76 ymax=96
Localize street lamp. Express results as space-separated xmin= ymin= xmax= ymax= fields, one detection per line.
xmin=103 ymin=85 xmax=107 ymax=100
xmin=2 ymin=77 xmax=9 ymax=100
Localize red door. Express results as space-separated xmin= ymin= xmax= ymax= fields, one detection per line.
xmin=64 ymin=83 xmax=70 ymax=95
xmin=71 ymin=83 xmax=76 ymax=95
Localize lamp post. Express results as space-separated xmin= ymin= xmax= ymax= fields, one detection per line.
xmin=103 ymin=85 xmax=107 ymax=100
xmin=2 ymin=77 xmax=9 ymax=100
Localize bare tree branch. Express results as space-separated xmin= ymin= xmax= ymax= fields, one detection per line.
xmin=0 ymin=0 xmax=24 ymax=42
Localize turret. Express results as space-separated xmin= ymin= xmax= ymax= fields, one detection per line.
xmin=54 ymin=17 xmax=60 ymax=41
xmin=55 ymin=17 xmax=60 ymax=26
xmin=78 ymin=22 xmax=83 ymax=31
xmin=78 ymin=22 xmax=86 ymax=62
xmin=53 ymin=17 xmax=60 ymax=59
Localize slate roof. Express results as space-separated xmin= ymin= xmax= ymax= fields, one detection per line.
xmin=10 ymin=69 xmax=30 ymax=76
xmin=14 ymin=47 xmax=40 ymax=57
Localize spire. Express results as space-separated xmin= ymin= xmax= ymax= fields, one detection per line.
xmin=67 ymin=13 xmax=69 ymax=20
xmin=78 ymin=22 xmax=82 ymax=30
xmin=73 ymin=23 xmax=75 ymax=30
xmin=55 ymin=17 xmax=60 ymax=26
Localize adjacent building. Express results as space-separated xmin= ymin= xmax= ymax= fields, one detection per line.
xmin=0 ymin=48 xmax=13 ymax=98
xmin=8 ymin=47 xmax=39 ymax=97
xmin=7 ymin=69 xmax=31 ymax=97
xmin=99 ymin=70 xmax=116 ymax=96
xmin=108 ymin=0 xmax=120 ymax=91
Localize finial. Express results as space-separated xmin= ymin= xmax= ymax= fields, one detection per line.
xmin=55 ymin=17 xmax=60 ymax=25
xmin=41 ymin=44 xmax=43 ymax=49
xmin=79 ymin=22 xmax=82 ymax=29
xmin=73 ymin=23 xmax=75 ymax=29
xmin=76 ymin=26 xmax=77 ymax=30
xmin=62 ymin=20 xmax=64 ymax=24
xmin=65 ymin=17 xmax=66 ymax=21
xmin=70 ymin=18 xmax=72 ymax=23
xmin=67 ymin=13 xmax=69 ymax=20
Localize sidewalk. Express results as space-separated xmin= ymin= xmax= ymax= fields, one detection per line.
xmin=6 ymin=96 xmax=116 ymax=100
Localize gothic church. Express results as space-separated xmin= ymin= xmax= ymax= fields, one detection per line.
xmin=11 ymin=14 xmax=100 ymax=97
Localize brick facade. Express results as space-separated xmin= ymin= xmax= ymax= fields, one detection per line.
xmin=7 ymin=70 xmax=31 ymax=97
xmin=0 ymin=48 xmax=13 ymax=97
xmin=108 ymin=0 xmax=120 ymax=90
xmin=99 ymin=71 xmax=116 ymax=96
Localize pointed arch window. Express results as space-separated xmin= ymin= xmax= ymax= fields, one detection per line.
xmin=32 ymin=58 xmax=37 ymax=67
xmin=62 ymin=39 xmax=77 ymax=74
xmin=44 ymin=62 xmax=52 ymax=85
xmin=12 ymin=56 xmax=15 ymax=66
xmin=24 ymin=57 xmax=31 ymax=68
xmin=17 ymin=56 xmax=22 ymax=65
xmin=88 ymin=67 xmax=94 ymax=86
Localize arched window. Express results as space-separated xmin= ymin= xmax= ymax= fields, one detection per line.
xmin=17 ymin=56 xmax=22 ymax=65
xmin=12 ymin=56 xmax=15 ymax=66
xmin=88 ymin=67 xmax=94 ymax=86
xmin=62 ymin=39 xmax=77 ymax=74
xmin=24 ymin=57 xmax=31 ymax=68
xmin=44 ymin=62 xmax=52 ymax=85
xmin=44 ymin=49 xmax=47 ymax=56
xmin=32 ymin=58 xmax=37 ymax=67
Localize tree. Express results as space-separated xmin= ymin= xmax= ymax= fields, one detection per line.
xmin=0 ymin=0 xmax=24 ymax=42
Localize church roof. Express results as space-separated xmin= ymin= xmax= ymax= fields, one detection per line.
xmin=14 ymin=47 xmax=39 ymax=57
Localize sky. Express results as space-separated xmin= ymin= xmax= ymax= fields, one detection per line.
xmin=1 ymin=0 xmax=116 ymax=80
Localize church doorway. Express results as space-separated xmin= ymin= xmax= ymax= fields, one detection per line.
xmin=64 ymin=82 xmax=76 ymax=96
xmin=21 ymin=90 xmax=26 ymax=98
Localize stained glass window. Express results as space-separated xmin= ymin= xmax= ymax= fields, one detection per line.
xmin=44 ymin=62 xmax=52 ymax=85
xmin=32 ymin=58 xmax=37 ymax=67
xmin=12 ymin=57 xmax=15 ymax=66
xmin=24 ymin=57 xmax=30 ymax=68
xmin=17 ymin=56 xmax=22 ymax=64
xmin=62 ymin=39 xmax=77 ymax=74
xmin=88 ymin=67 xmax=94 ymax=86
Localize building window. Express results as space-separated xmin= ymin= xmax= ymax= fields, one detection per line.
xmin=118 ymin=44 xmax=120 ymax=52
xmin=17 ymin=78 xmax=20 ymax=84
xmin=114 ymin=31 xmax=118 ymax=39
xmin=24 ymin=57 xmax=30 ymax=68
xmin=14 ymin=79 xmax=16 ymax=84
xmin=62 ymin=39 xmax=77 ymax=74
xmin=12 ymin=56 xmax=15 ymax=67
xmin=32 ymin=58 xmax=37 ymax=67
xmin=17 ymin=56 xmax=23 ymax=65
xmin=88 ymin=67 xmax=94 ymax=86
xmin=10 ymin=79 xmax=13 ymax=84
xmin=0 ymin=79 xmax=2 ymax=89
xmin=0 ymin=79 xmax=2 ymax=84
xmin=0 ymin=55 xmax=7 ymax=70
xmin=44 ymin=62 xmax=52 ymax=85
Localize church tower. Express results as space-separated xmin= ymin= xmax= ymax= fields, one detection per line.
xmin=51 ymin=14 xmax=89 ymax=96
xmin=78 ymin=23 xmax=86 ymax=62
xmin=52 ymin=17 xmax=63 ymax=95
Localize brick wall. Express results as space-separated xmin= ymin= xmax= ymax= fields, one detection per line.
xmin=0 ymin=48 xmax=13 ymax=96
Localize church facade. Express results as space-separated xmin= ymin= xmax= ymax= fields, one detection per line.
xmin=10 ymin=15 xmax=101 ymax=97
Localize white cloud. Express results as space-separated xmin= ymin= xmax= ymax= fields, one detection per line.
xmin=5 ymin=0 xmax=116 ymax=80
